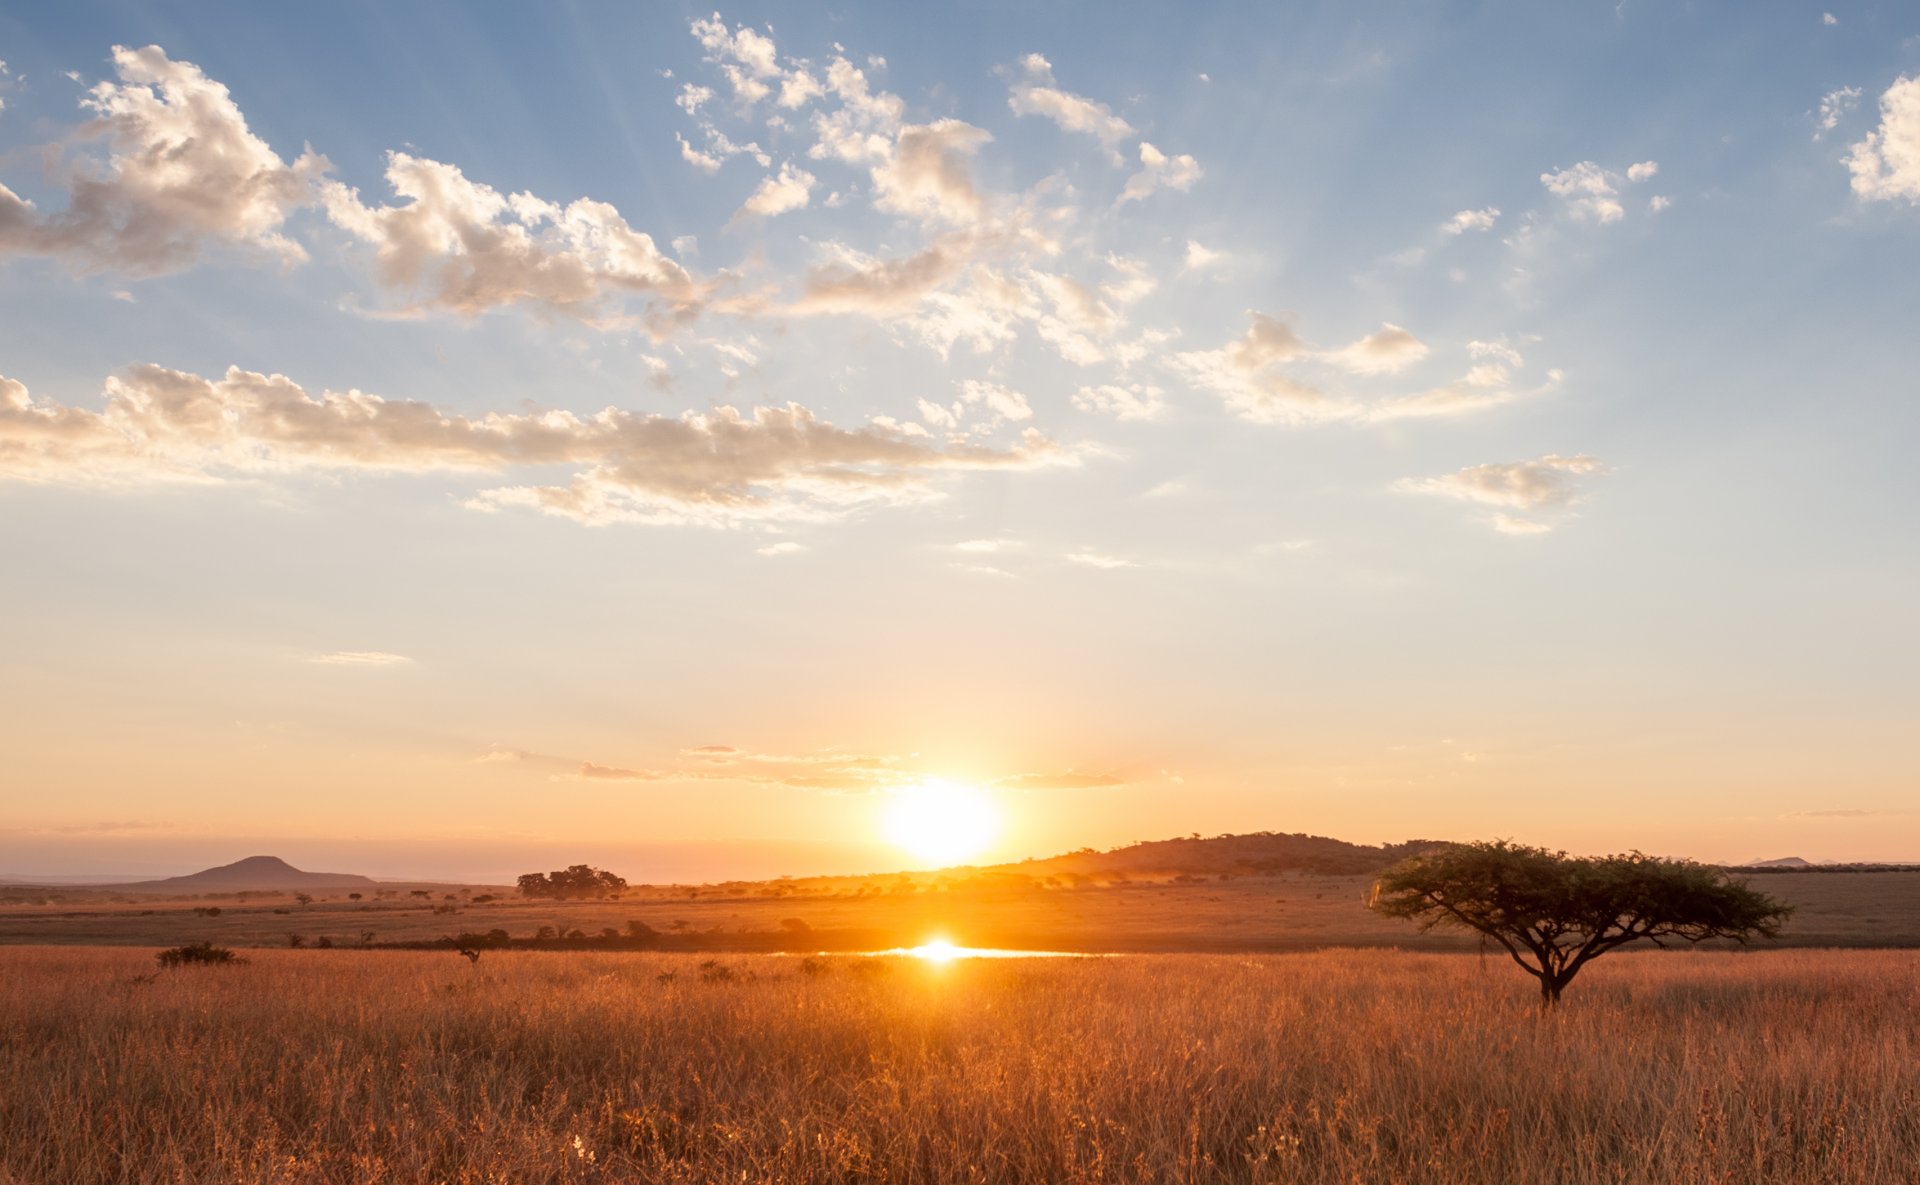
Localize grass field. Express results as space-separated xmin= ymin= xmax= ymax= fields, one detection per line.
xmin=4 ymin=946 xmax=1917 ymax=1184
xmin=3 ymin=870 xmax=1917 ymax=952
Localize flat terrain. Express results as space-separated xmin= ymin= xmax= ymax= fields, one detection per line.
xmin=4 ymin=947 xmax=1916 ymax=1184
xmin=1 ymin=869 xmax=1916 ymax=952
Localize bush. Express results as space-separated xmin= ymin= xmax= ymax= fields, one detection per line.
xmin=156 ymin=942 xmax=244 ymax=968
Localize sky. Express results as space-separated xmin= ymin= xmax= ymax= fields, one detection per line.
xmin=1 ymin=1 xmax=1916 ymax=882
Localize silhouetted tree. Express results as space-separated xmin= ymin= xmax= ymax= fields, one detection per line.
xmin=1369 ymin=840 xmax=1792 ymax=1007
xmin=516 ymin=864 xmax=629 ymax=900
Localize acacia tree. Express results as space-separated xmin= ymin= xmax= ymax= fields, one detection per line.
xmin=1369 ymin=840 xmax=1791 ymax=1007
xmin=517 ymin=864 xmax=628 ymax=900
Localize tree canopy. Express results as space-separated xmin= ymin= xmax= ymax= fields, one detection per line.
xmin=1369 ymin=840 xmax=1792 ymax=1006
xmin=517 ymin=864 xmax=628 ymax=900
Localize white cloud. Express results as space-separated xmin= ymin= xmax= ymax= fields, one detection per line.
xmin=1324 ymin=323 xmax=1429 ymax=376
xmin=1067 ymin=550 xmax=1136 ymax=569
xmin=689 ymin=13 xmax=820 ymax=111
xmin=957 ymin=379 xmax=1033 ymax=424
xmin=0 ymin=45 xmax=328 ymax=274
xmin=1823 ymin=11 xmax=1838 ymax=25
xmin=1491 ymin=514 xmax=1554 ymax=535
xmin=676 ymin=84 xmax=714 ymax=115
xmin=791 ymin=236 xmax=975 ymax=316
xmin=1367 ymin=363 xmax=1561 ymax=421
xmin=737 ymin=162 xmax=816 ymax=218
xmin=308 ymin=651 xmax=414 ymax=667
xmin=808 ymin=57 xmax=905 ymax=165
xmin=1120 ymin=142 xmax=1202 ymax=204
xmin=873 ymin=120 xmax=994 ymax=226
xmin=0 ymin=365 xmax=1059 ymax=527
xmin=1815 ymin=86 xmax=1862 ymax=140
xmin=1847 ymin=76 xmax=1920 ymax=203
xmin=1072 ymin=383 xmax=1164 ymax=421
xmin=1540 ymin=161 xmax=1625 ymax=223
xmin=755 ymin=541 xmax=806 ymax=556
xmin=1183 ymin=240 xmax=1225 ymax=269
xmin=1007 ymin=54 xmax=1135 ymax=159
xmin=1647 ymin=195 xmax=1672 ymax=213
xmin=1395 ymin=453 xmax=1608 ymax=533
xmin=1625 ymin=161 xmax=1659 ymax=182
xmin=1173 ymin=312 xmax=1332 ymax=423
xmin=320 ymin=153 xmax=695 ymax=322
xmin=676 ymin=132 xmax=723 ymax=174
xmin=1442 ymin=207 xmax=1500 ymax=234
xmin=1466 ymin=339 xmax=1525 ymax=367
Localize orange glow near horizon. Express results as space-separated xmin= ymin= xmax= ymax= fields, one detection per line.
xmin=882 ymin=780 xmax=1001 ymax=868
xmin=908 ymin=938 xmax=963 ymax=963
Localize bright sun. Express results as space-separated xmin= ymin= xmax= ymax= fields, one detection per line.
xmin=883 ymin=780 xmax=1000 ymax=867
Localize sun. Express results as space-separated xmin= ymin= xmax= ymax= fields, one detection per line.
xmin=883 ymin=780 xmax=1000 ymax=867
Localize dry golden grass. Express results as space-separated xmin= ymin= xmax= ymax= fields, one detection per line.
xmin=3 ymin=947 xmax=1917 ymax=1184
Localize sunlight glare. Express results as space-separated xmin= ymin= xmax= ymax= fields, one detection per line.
xmin=882 ymin=780 xmax=1000 ymax=867
xmin=910 ymin=938 xmax=962 ymax=963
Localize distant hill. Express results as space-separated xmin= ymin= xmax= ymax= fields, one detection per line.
xmin=113 ymin=856 xmax=376 ymax=892
xmin=1006 ymin=832 xmax=1452 ymax=880
xmin=1748 ymin=856 xmax=1815 ymax=869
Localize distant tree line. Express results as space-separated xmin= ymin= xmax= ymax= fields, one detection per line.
xmin=517 ymin=864 xmax=628 ymax=900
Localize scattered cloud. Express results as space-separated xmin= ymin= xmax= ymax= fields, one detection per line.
xmin=956 ymin=379 xmax=1034 ymax=426
xmin=1007 ymin=54 xmax=1135 ymax=160
xmin=873 ymin=120 xmax=995 ymax=226
xmin=1394 ymin=453 xmax=1608 ymax=533
xmin=0 ymin=45 xmax=328 ymax=275
xmin=578 ymin=761 xmax=664 ymax=781
xmin=1368 ymin=361 xmax=1562 ymax=422
xmin=1540 ymin=161 xmax=1625 ymax=223
xmin=0 ymin=365 xmax=1059 ymax=527
xmin=1324 ymin=323 xmax=1429 ymax=376
xmin=1815 ymin=86 xmax=1862 ymax=140
xmin=1442 ymin=207 xmax=1500 ymax=235
xmin=755 ymin=541 xmax=806 ymax=556
xmin=1625 ymin=161 xmax=1659 ymax=182
xmin=1120 ymin=142 xmax=1202 ymax=204
xmin=1183 ymin=240 xmax=1225 ymax=269
xmin=1072 ymin=382 xmax=1165 ymax=421
xmin=1067 ymin=549 xmax=1136 ymax=569
xmin=1173 ymin=312 xmax=1331 ymax=423
xmin=1847 ymin=76 xmax=1920 ymax=203
xmin=737 ymin=161 xmax=816 ymax=218
xmin=307 ymin=651 xmax=414 ymax=666
xmin=321 ymin=153 xmax=697 ymax=323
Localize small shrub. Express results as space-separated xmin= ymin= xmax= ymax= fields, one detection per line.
xmin=156 ymin=942 xmax=244 ymax=968
xmin=698 ymin=960 xmax=735 ymax=983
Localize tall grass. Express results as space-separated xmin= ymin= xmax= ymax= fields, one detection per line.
xmin=1 ymin=948 xmax=1915 ymax=1183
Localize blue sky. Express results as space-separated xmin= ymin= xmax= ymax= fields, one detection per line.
xmin=0 ymin=2 xmax=1916 ymax=879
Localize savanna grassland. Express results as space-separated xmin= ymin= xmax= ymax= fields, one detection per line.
xmin=3 ymin=870 xmax=1916 ymax=952
xmin=4 ymin=946 xmax=1918 ymax=1185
